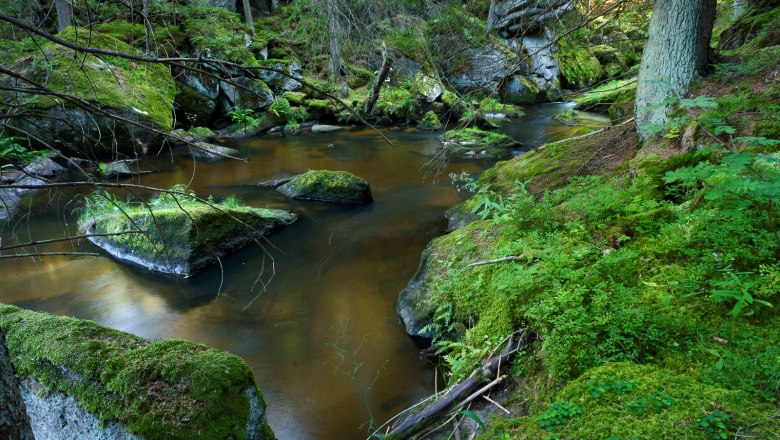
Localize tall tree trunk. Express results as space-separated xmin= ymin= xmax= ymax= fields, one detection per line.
xmin=55 ymin=0 xmax=72 ymax=32
xmin=327 ymin=0 xmax=341 ymax=83
xmin=364 ymin=42 xmax=392 ymax=115
xmin=486 ymin=0 xmax=496 ymax=36
xmin=635 ymin=0 xmax=716 ymax=141
xmin=242 ymin=0 xmax=255 ymax=35
xmin=0 ymin=331 xmax=34 ymax=440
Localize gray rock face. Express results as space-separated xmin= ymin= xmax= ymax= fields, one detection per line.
xmin=278 ymin=170 xmax=373 ymax=204
xmin=392 ymin=56 xmax=423 ymax=82
xmin=493 ymin=0 xmax=574 ymax=36
xmin=258 ymin=62 xmax=304 ymax=92
xmin=521 ymin=31 xmax=561 ymax=93
xmin=204 ymin=0 xmax=235 ymax=11
xmin=219 ymin=78 xmax=274 ymax=111
xmin=502 ymin=74 xmax=543 ymax=104
xmin=175 ymin=75 xmax=219 ymax=124
xmin=23 ymin=157 xmax=68 ymax=178
xmin=21 ymin=379 xmax=142 ymax=440
xmin=397 ymin=241 xmax=437 ymax=340
xmin=14 ymin=107 xmax=162 ymax=157
xmin=450 ymin=47 xmax=515 ymax=93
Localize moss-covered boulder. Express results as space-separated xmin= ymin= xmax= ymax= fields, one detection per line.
xmin=412 ymin=72 xmax=443 ymax=103
xmin=442 ymin=128 xmax=521 ymax=158
xmin=79 ymin=192 xmax=296 ymax=277
xmin=278 ymin=170 xmax=373 ymax=204
xmin=574 ymin=78 xmax=637 ymax=120
xmin=487 ymin=362 xmax=779 ymax=439
xmin=0 ymin=305 xmax=275 ymax=440
xmin=417 ymin=111 xmax=442 ymax=131
xmin=501 ymin=75 xmax=543 ymax=105
xmin=6 ymin=27 xmax=175 ymax=157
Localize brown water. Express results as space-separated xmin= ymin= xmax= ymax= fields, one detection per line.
xmin=0 ymin=103 xmax=608 ymax=440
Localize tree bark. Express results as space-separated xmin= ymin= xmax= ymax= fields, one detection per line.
xmin=486 ymin=0 xmax=496 ymax=36
xmin=327 ymin=0 xmax=341 ymax=83
xmin=242 ymin=0 xmax=255 ymax=35
xmin=0 ymin=331 xmax=34 ymax=440
xmin=141 ymin=0 xmax=154 ymax=53
xmin=363 ymin=41 xmax=392 ymax=115
xmin=635 ymin=0 xmax=716 ymax=141
xmin=55 ymin=0 xmax=72 ymax=32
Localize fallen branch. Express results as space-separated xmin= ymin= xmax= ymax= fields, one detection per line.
xmin=466 ymin=256 xmax=524 ymax=268
xmin=384 ymin=332 xmax=525 ymax=439
xmin=542 ymin=117 xmax=635 ymax=149
xmin=0 ymin=252 xmax=100 ymax=259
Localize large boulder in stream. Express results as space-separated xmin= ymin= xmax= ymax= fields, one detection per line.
xmin=0 ymin=305 xmax=275 ymax=440
xmin=79 ymin=195 xmax=296 ymax=277
xmin=278 ymin=170 xmax=373 ymax=204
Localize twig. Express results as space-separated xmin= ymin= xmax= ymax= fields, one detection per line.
xmin=0 ymin=231 xmax=144 ymax=252
xmin=466 ymin=256 xmax=524 ymax=267
xmin=0 ymin=252 xmax=100 ymax=259
xmin=482 ymin=395 xmax=511 ymax=415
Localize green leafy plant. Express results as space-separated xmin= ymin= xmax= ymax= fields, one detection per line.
xmin=0 ymin=136 xmax=46 ymax=164
xmin=699 ymin=412 xmax=730 ymax=440
xmin=227 ymin=107 xmax=259 ymax=134
xmin=538 ymin=401 xmax=581 ymax=432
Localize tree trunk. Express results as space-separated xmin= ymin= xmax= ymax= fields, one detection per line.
xmin=486 ymin=0 xmax=496 ymax=36
xmin=635 ymin=0 xmax=716 ymax=141
xmin=55 ymin=0 xmax=72 ymax=32
xmin=0 ymin=331 xmax=34 ymax=440
xmin=141 ymin=0 xmax=154 ymax=53
xmin=327 ymin=0 xmax=341 ymax=83
xmin=363 ymin=42 xmax=392 ymax=115
xmin=242 ymin=0 xmax=255 ymax=35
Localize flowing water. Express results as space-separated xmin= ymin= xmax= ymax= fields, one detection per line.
xmin=0 ymin=102 xmax=608 ymax=439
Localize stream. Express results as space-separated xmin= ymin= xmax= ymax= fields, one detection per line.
xmin=0 ymin=102 xmax=609 ymax=439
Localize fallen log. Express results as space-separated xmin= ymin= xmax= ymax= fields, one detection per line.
xmin=385 ymin=332 xmax=525 ymax=439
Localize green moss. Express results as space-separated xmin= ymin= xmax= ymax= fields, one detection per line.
xmin=575 ymin=78 xmax=637 ymax=115
xmin=374 ymin=87 xmax=414 ymax=121
xmin=283 ymin=91 xmax=307 ymax=105
xmin=14 ymin=27 xmax=175 ymax=130
xmin=418 ymin=111 xmax=442 ymax=130
xmin=0 ymin=305 xmax=271 ymax=439
xmin=182 ymin=6 xmax=257 ymax=64
xmin=92 ymin=21 xmax=186 ymax=56
xmin=485 ymin=363 xmax=779 ymax=439
xmin=556 ymin=30 xmax=603 ymax=89
xmin=279 ymin=170 xmax=372 ymax=204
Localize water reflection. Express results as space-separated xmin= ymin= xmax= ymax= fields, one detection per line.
xmin=0 ymin=109 xmax=607 ymax=439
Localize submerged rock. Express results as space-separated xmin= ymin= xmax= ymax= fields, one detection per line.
xmin=79 ymin=202 xmax=296 ymax=277
xmin=442 ymin=128 xmax=521 ymax=158
xmin=0 ymin=305 xmax=275 ymax=440
xmin=311 ymin=124 xmax=343 ymax=134
xmin=183 ymin=142 xmax=240 ymax=161
xmin=278 ymin=170 xmax=373 ymax=204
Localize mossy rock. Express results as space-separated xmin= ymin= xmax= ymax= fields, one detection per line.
xmin=418 ymin=111 xmax=442 ymax=131
xmin=442 ymin=128 xmax=521 ymax=158
xmin=79 ymin=204 xmax=296 ymax=277
xmin=575 ymin=78 xmax=637 ymax=116
xmin=283 ymin=91 xmax=307 ymax=105
xmin=501 ymin=75 xmax=543 ymax=105
xmin=485 ymin=363 xmax=779 ymax=439
xmin=6 ymin=27 xmax=176 ymax=156
xmin=278 ymin=170 xmax=373 ymax=204
xmin=0 ymin=305 xmax=275 ymax=439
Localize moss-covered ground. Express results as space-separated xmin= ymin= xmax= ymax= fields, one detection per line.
xmin=414 ymin=32 xmax=780 ymax=438
xmin=0 ymin=305 xmax=272 ymax=439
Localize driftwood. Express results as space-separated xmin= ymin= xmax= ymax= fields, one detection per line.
xmin=363 ymin=41 xmax=393 ymax=115
xmin=385 ymin=332 xmax=525 ymax=439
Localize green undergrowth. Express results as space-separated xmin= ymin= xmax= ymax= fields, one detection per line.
xmin=419 ymin=56 xmax=780 ymax=438
xmin=0 ymin=305 xmax=270 ymax=439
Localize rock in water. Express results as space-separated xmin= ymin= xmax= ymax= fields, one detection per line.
xmin=278 ymin=170 xmax=373 ymax=204
xmin=0 ymin=305 xmax=275 ymax=440
xmin=183 ymin=142 xmax=240 ymax=162
xmin=311 ymin=125 xmax=344 ymax=134
xmin=79 ymin=205 xmax=296 ymax=277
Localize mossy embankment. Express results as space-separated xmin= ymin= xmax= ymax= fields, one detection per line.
xmin=0 ymin=305 xmax=275 ymax=439
xmin=398 ymin=19 xmax=780 ymax=438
